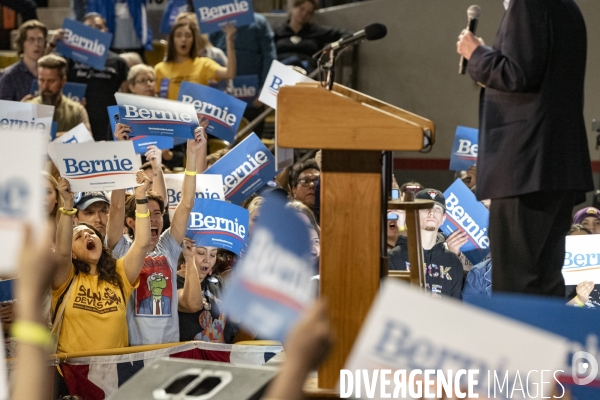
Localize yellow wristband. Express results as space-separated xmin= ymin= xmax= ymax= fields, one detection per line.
xmin=398 ymin=224 xmax=407 ymax=232
xmin=184 ymin=169 xmax=197 ymax=176
xmin=59 ymin=207 xmax=77 ymax=216
xmin=11 ymin=320 xmax=54 ymax=350
xmin=135 ymin=210 xmax=150 ymax=218
xmin=574 ymin=297 xmax=585 ymax=307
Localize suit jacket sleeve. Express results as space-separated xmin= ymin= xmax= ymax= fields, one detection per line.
xmin=467 ymin=0 xmax=549 ymax=92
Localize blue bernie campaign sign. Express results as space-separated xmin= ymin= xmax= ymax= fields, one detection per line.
xmin=131 ymin=136 xmax=174 ymax=154
xmin=204 ymin=133 xmax=275 ymax=205
xmin=178 ymin=81 xmax=247 ymax=143
xmin=466 ymin=294 xmax=600 ymax=398
xmin=158 ymin=78 xmax=170 ymax=99
xmin=107 ymin=105 xmax=119 ymax=135
xmin=185 ymin=198 xmax=248 ymax=255
xmin=160 ymin=0 xmax=188 ymax=34
xmin=31 ymin=81 xmax=87 ymax=102
xmin=232 ymin=75 xmax=259 ymax=104
xmin=193 ymin=0 xmax=255 ymax=34
xmin=109 ymin=105 xmax=175 ymax=153
xmin=221 ymin=194 xmax=316 ymax=341
xmin=441 ymin=179 xmax=490 ymax=264
xmin=115 ymin=93 xmax=198 ymax=139
xmin=50 ymin=122 xmax=58 ymax=140
xmin=449 ymin=126 xmax=478 ymax=171
xmin=55 ymin=18 xmax=112 ymax=71
xmin=0 ymin=279 xmax=15 ymax=302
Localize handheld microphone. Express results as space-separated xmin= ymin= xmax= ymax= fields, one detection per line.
xmin=314 ymin=23 xmax=387 ymax=57
xmin=459 ymin=5 xmax=481 ymax=74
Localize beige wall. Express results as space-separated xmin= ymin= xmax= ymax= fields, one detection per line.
xmin=290 ymin=0 xmax=600 ymax=165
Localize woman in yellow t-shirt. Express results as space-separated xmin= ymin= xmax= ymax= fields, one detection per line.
xmin=52 ymin=172 xmax=152 ymax=354
xmin=154 ymin=19 xmax=237 ymax=100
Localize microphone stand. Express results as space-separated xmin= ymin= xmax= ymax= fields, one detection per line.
xmin=315 ymin=47 xmax=337 ymax=91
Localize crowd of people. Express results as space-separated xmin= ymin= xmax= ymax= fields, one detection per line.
xmin=1 ymin=0 xmax=599 ymax=398
xmin=0 ymin=2 xmax=345 ymax=397
xmin=387 ymin=177 xmax=599 ymax=307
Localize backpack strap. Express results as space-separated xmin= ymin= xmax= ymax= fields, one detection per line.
xmin=51 ymin=272 xmax=77 ymax=324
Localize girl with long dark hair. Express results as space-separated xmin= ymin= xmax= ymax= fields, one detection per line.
xmin=52 ymin=172 xmax=151 ymax=353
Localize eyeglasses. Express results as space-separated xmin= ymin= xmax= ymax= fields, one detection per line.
xmin=26 ymin=37 xmax=46 ymax=45
xmin=298 ymin=178 xmax=319 ymax=187
xmin=149 ymin=273 xmax=168 ymax=281
xmin=135 ymin=78 xmax=156 ymax=85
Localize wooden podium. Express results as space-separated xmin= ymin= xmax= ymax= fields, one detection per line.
xmin=277 ymin=83 xmax=435 ymax=390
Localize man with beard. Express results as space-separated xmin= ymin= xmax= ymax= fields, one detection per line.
xmin=388 ymin=189 xmax=463 ymax=299
xmin=27 ymin=54 xmax=91 ymax=134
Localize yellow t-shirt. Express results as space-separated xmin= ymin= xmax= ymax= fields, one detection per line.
xmin=51 ymin=259 xmax=139 ymax=354
xmin=154 ymin=57 xmax=221 ymax=100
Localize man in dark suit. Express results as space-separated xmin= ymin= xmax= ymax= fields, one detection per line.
xmin=456 ymin=0 xmax=593 ymax=297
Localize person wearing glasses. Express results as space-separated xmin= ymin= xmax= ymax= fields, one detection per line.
xmin=0 ymin=20 xmax=50 ymax=102
xmin=117 ymin=63 xmax=189 ymax=170
xmin=288 ymin=159 xmax=320 ymax=211
xmin=388 ymin=189 xmax=463 ymax=299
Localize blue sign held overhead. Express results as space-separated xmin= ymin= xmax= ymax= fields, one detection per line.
xmin=441 ymin=179 xmax=490 ymax=265
xmin=231 ymin=75 xmax=259 ymax=103
xmin=193 ymin=0 xmax=255 ymax=34
xmin=449 ymin=126 xmax=478 ymax=171
xmin=185 ymin=198 xmax=248 ymax=255
xmin=221 ymin=193 xmax=316 ymax=341
xmin=160 ymin=0 xmax=189 ymax=34
xmin=55 ymin=18 xmax=112 ymax=71
xmin=178 ymin=81 xmax=247 ymax=143
xmin=131 ymin=136 xmax=174 ymax=154
xmin=204 ymin=133 xmax=275 ymax=205
xmin=109 ymin=105 xmax=175 ymax=153
xmin=31 ymin=81 xmax=87 ymax=102
xmin=115 ymin=93 xmax=198 ymax=140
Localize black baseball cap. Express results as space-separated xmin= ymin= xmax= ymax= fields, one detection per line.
xmin=415 ymin=189 xmax=446 ymax=210
xmin=74 ymin=191 xmax=110 ymax=210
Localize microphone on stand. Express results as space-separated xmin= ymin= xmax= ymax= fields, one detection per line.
xmin=313 ymin=23 xmax=387 ymax=58
xmin=459 ymin=5 xmax=481 ymax=74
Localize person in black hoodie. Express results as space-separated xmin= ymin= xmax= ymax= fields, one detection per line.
xmin=388 ymin=189 xmax=463 ymax=299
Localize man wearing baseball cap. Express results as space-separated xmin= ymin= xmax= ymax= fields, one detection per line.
xmin=73 ymin=191 xmax=110 ymax=237
xmin=388 ymin=188 xmax=463 ymax=299
xmin=573 ymin=207 xmax=600 ymax=234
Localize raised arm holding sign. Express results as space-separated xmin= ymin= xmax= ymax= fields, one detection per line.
xmin=52 ymin=173 xmax=151 ymax=353
xmin=55 ymin=19 xmax=112 ymax=71
xmin=115 ymin=93 xmax=200 ymax=139
xmin=192 ymin=0 xmax=255 ymax=34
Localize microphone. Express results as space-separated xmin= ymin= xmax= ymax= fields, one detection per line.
xmin=459 ymin=5 xmax=481 ymax=74
xmin=317 ymin=23 xmax=387 ymax=55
